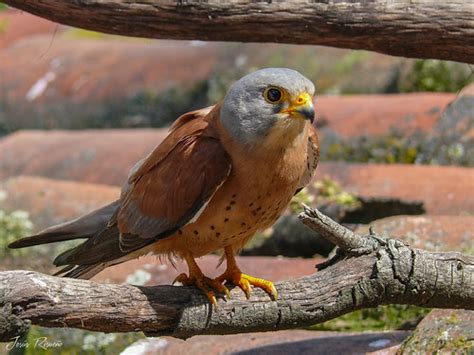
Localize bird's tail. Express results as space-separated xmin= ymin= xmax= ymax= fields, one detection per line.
xmin=9 ymin=200 xmax=120 ymax=248
xmin=8 ymin=200 xmax=124 ymax=279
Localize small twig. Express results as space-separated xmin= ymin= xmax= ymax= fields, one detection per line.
xmin=299 ymin=204 xmax=384 ymax=256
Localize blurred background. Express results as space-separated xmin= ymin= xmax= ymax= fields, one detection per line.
xmin=0 ymin=5 xmax=473 ymax=355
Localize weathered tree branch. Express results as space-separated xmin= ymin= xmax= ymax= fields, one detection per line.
xmin=1 ymin=207 xmax=473 ymax=342
xmin=3 ymin=0 xmax=474 ymax=63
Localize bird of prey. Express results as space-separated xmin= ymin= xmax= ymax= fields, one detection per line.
xmin=10 ymin=68 xmax=319 ymax=306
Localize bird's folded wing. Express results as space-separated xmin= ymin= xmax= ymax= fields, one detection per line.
xmin=117 ymin=113 xmax=231 ymax=253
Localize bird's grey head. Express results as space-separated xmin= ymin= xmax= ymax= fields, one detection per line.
xmin=220 ymin=68 xmax=315 ymax=146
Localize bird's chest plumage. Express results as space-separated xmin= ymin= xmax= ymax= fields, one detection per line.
xmin=155 ymin=127 xmax=310 ymax=258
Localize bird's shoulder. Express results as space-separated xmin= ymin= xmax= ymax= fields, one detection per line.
xmin=169 ymin=105 xmax=216 ymax=132
xmin=128 ymin=105 xmax=221 ymax=183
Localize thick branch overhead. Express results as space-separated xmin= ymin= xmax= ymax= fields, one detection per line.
xmin=1 ymin=208 xmax=473 ymax=342
xmin=3 ymin=0 xmax=474 ymax=63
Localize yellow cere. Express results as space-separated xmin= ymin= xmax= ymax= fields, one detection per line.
xmin=294 ymin=92 xmax=311 ymax=106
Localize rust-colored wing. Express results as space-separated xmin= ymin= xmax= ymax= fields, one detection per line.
xmin=169 ymin=106 xmax=215 ymax=132
xmin=117 ymin=107 xmax=231 ymax=252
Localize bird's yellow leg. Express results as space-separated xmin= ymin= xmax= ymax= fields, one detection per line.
xmin=216 ymin=246 xmax=278 ymax=300
xmin=173 ymin=253 xmax=230 ymax=306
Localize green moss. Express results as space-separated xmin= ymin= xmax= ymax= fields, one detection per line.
xmin=399 ymin=313 xmax=474 ymax=353
xmin=313 ymin=176 xmax=360 ymax=208
xmin=400 ymin=59 xmax=473 ymax=93
xmin=0 ymin=18 xmax=8 ymax=33
xmin=0 ymin=3 xmax=7 ymax=11
xmin=64 ymin=28 xmax=104 ymax=39
xmin=289 ymin=177 xmax=359 ymax=214
xmin=321 ymin=129 xmax=424 ymax=164
xmin=320 ymin=124 xmax=474 ymax=167
xmin=289 ymin=188 xmax=314 ymax=214
xmin=446 ymin=313 xmax=461 ymax=325
xmin=311 ymin=305 xmax=430 ymax=332
xmin=450 ymin=336 xmax=473 ymax=353
xmin=463 ymin=246 xmax=474 ymax=256
xmin=63 ymin=28 xmax=150 ymax=44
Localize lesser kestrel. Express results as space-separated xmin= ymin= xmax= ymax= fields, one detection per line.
xmin=10 ymin=68 xmax=319 ymax=305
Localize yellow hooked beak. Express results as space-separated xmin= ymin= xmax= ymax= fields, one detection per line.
xmin=282 ymin=92 xmax=315 ymax=123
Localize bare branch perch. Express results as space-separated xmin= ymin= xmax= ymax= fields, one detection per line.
xmin=1 ymin=207 xmax=473 ymax=342
xmin=3 ymin=0 xmax=473 ymax=63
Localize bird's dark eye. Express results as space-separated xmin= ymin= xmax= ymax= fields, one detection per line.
xmin=264 ymin=87 xmax=282 ymax=103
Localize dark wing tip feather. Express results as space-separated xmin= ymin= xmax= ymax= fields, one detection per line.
xmin=53 ymin=225 xmax=127 ymax=266
xmin=8 ymin=235 xmax=40 ymax=248
xmin=53 ymin=248 xmax=78 ymax=266
xmin=8 ymin=231 xmax=73 ymax=249
xmin=54 ymin=264 xmax=105 ymax=279
xmin=8 ymin=239 xmax=27 ymax=249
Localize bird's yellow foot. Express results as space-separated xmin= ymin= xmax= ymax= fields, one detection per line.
xmin=175 ymin=254 xmax=231 ymax=306
xmin=173 ymin=273 xmax=230 ymax=306
xmin=216 ymin=268 xmax=278 ymax=300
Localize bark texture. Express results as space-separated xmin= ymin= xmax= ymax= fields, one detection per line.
xmin=3 ymin=0 xmax=474 ymax=63
xmin=0 ymin=207 xmax=473 ymax=342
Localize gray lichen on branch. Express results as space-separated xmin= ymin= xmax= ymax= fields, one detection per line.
xmin=0 ymin=207 xmax=473 ymax=342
